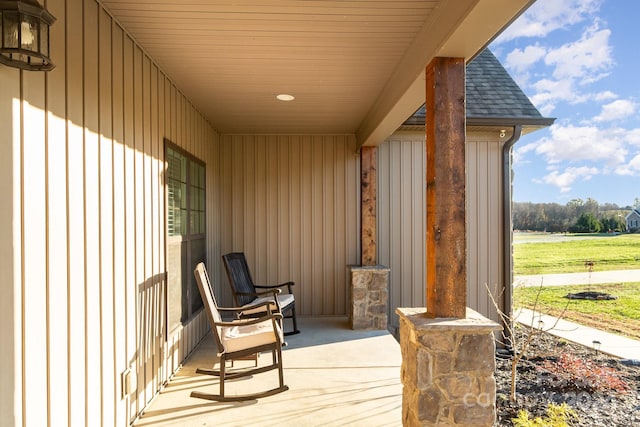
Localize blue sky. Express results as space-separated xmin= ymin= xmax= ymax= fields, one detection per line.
xmin=490 ymin=0 xmax=640 ymax=207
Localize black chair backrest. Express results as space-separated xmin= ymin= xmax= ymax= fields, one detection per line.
xmin=222 ymin=252 xmax=257 ymax=305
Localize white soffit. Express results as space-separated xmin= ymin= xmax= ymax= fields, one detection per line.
xmin=100 ymin=0 xmax=534 ymax=143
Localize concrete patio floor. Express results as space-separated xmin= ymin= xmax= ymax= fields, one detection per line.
xmin=134 ymin=317 xmax=403 ymax=427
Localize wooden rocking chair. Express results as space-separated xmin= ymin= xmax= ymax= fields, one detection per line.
xmin=191 ymin=262 xmax=288 ymax=401
xmin=222 ymin=252 xmax=300 ymax=335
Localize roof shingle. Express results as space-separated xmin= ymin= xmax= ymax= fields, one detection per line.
xmin=403 ymin=49 xmax=553 ymax=126
xmin=466 ymin=49 xmax=543 ymax=119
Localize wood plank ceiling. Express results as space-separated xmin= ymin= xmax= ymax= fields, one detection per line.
xmin=100 ymin=0 xmax=533 ymax=141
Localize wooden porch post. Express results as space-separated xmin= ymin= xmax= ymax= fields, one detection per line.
xmin=361 ymin=146 xmax=377 ymax=266
xmin=425 ymin=57 xmax=466 ymax=318
xmin=350 ymin=146 xmax=388 ymax=330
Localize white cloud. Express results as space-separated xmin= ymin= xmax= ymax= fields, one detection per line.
xmin=523 ymin=124 xmax=640 ymax=179
xmin=512 ymin=142 xmax=538 ymax=165
xmin=536 ymin=166 xmax=599 ymax=193
xmin=532 ymin=124 xmax=627 ymax=166
xmin=615 ymin=153 xmax=640 ymax=176
xmin=537 ymin=103 xmax=557 ymax=117
xmin=531 ymin=78 xmax=581 ymax=107
xmin=493 ymin=0 xmax=602 ymax=43
xmin=594 ymin=91 xmax=618 ymax=101
xmin=593 ymin=100 xmax=636 ymax=122
xmin=626 ymin=129 xmax=640 ymax=146
xmin=522 ymin=25 xmax=614 ymax=114
xmin=545 ymin=26 xmax=613 ymax=83
xmin=493 ymin=1 xmax=614 ymax=116
xmin=504 ymin=45 xmax=546 ymax=73
xmin=629 ymin=154 xmax=640 ymax=171
xmin=530 ymin=80 xmax=604 ymax=111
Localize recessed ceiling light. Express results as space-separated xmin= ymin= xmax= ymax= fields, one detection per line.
xmin=276 ymin=94 xmax=295 ymax=101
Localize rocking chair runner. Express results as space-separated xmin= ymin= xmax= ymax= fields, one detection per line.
xmin=222 ymin=252 xmax=300 ymax=335
xmin=191 ymin=262 xmax=288 ymax=401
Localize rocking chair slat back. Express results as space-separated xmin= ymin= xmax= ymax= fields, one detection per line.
xmin=222 ymin=253 xmax=256 ymax=305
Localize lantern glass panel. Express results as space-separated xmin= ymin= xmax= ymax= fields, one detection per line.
xmin=3 ymin=12 xmax=19 ymax=49
xmin=21 ymin=14 xmax=38 ymax=52
xmin=40 ymin=20 xmax=48 ymax=56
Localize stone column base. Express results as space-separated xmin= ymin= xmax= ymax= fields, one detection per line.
xmin=396 ymin=307 xmax=501 ymax=426
xmin=349 ymin=265 xmax=389 ymax=330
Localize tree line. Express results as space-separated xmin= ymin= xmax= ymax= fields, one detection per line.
xmin=512 ymin=198 xmax=635 ymax=233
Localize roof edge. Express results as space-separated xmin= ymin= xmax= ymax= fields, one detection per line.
xmin=402 ymin=116 xmax=556 ymax=127
xmin=466 ymin=117 xmax=556 ymax=127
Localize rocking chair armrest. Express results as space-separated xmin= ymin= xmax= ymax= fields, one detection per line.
xmin=216 ymin=306 xmax=243 ymax=313
xmin=236 ymin=289 xmax=282 ymax=298
xmin=256 ymin=288 xmax=282 ymax=297
xmin=239 ymin=299 xmax=280 ymax=313
xmin=255 ymin=281 xmax=296 ymax=293
xmin=214 ymin=312 xmax=283 ymax=328
xmin=217 ymin=299 xmax=274 ymax=314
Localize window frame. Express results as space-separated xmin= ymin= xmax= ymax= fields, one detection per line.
xmin=165 ymin=139 xmax=207 ymax=330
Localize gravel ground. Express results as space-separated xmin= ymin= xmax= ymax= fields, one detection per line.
xmin=495 ymin=327 xmax=640 ymax=426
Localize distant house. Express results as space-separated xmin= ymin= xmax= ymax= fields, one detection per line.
xmin=626 ymin=209 xmax=640 ymax=231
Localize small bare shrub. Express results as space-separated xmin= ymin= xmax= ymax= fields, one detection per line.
xmin=486 ymin=281 xmax=569 ymax=402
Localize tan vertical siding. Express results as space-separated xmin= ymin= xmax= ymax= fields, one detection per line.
xmin=112 ymin=19 xmax=127 ymax=426
xmin=466 ymin=132 xmax=505 ymax=323
xmin=83 ymin=2 xmax=101 ymax=422
xmin=217 ymin=134 xmax=359 ymax=316
xmin=99 ymin=8 xmax=115 ymax=425
xmin=23 ymin=53 xmax=48 ymax=427
xmin=378 ymin=134 xmax=426 ymax=332
xmin=66 ymin=1 xmax=87 ymax=423
xmin=0 ymin=0 xmax=218 ymax=425
xmin=379 ymin=131 xmax=506 ymax=332
xmin=0 ymin=64 xmax=21 ymax=426
xmin=47 ymin=0 xmax=69 ymax=421
xmin=122 ymin=30 xmax=138 ymax=423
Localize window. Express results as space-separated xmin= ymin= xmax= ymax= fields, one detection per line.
xmin=166 ymin=141 xmax=206 ymax=330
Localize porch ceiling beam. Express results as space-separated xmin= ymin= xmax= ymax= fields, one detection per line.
xmin=356 ymin=0 xmax=535 ymax=149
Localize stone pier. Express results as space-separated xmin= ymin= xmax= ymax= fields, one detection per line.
xmin=396 ymin=307 xmax=501 ymax=426
xmin=349 ymin=265 xmax=390 ymax=330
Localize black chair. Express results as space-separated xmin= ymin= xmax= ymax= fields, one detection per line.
xmin=191 ymin=262 xmax=288 ymax=401
xmin=222 ymin=252 xmax=300 ymax=335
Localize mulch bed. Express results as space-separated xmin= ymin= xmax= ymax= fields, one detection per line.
xmin=495 ymin=326 xmax=640 ymax=426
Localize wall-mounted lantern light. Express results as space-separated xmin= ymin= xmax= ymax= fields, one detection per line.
xmin=0 ymin=0 xmax=55 ymax=71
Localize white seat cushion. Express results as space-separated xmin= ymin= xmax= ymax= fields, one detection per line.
xmin=241 ymin=293 xmax=294 ymax=316
xmin=220 ymin=319 xmax=282 ymax=353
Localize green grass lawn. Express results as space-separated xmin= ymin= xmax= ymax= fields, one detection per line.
xmin=513 ymin=233 xmax=640 ymax=275
xmin=512 ymin=233 xmax=640 ymax=339
xmin=513 ymin=283 xmax=640 ymax=340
